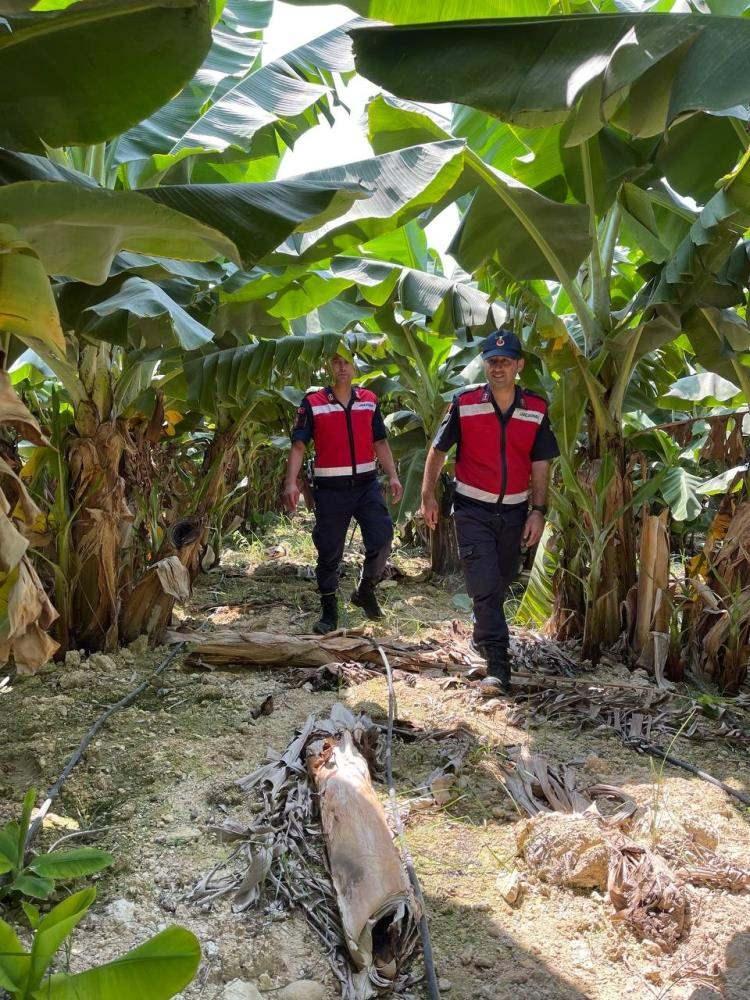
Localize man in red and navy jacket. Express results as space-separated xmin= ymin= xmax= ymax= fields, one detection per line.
xmin=421 ymin=329 xmax=559 ymax=691
xmin=283 ymin=352 xmax=403 ymax=634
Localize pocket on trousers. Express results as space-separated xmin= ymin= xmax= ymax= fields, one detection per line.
xmin=459 ymin=543 xmax=476 ymax=561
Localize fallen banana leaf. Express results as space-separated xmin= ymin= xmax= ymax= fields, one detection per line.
xmin=502 ymin=746 xmax=636 ymax=825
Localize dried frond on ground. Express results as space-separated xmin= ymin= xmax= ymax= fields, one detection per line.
xmin=193 ymin=704 xmax=420 ymax=999
xmin=502 ymin=746 xmax=637 ymax=822
xmin=608 ymin=837 xmax=689 ymax=953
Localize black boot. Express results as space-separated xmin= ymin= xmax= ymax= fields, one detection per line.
xmin=482 ymin=643 xmax=511 ymax=693
xmin=313 ymin=592 xmax=338 ymax=634
xmin=351 ymin=579 xmax=383 ymax=620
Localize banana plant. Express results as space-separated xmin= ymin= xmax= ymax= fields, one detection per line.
xmin=0 ymin=887 xmax=199 ymax=999
xmin=2 ymin=118 xmax=465 ymax=651
xmin=0 ymin=0 xmax=214 ymax=154
xmin=0 ymin=790 xmax=112 ymax=903
xmin=354 ymin=6 xmax=750 ymax=658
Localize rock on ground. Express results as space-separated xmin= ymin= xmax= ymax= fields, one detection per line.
xmin=277 ymin=982 xmax=327 ymax=1000
xmin=104 ymin=898 xmax=137 ymax=925
xmin=222 ymin=982 xmax=262 ymax=1000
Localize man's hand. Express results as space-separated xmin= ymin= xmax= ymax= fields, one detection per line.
xmin=421 ymin=493 xmax=439 ymax=530
xmin=283 ymin=481 xmax=300 ymax=513
xmin=389 ymin=476 xmax=403 ymax=503
xmin=522 ymin=510 xmax=545 ymax=548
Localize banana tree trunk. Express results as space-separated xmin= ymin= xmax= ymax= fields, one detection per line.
xmin=68 ymin=400 xmax=133 ymax=651
xmin=430 ymin=509 xmax=459 ymax=575
xmin=121 ymin=420 xmax=240 ymax=644
xmin=581 ymin=432 xmax=636 ymax=661
xmin=553 ymin=427 xmax=636 ymax=662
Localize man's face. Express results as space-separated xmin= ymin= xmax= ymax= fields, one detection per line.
xmin=330 ymin=354 xmax=356 ymax=381
xmin=483 ymin=354 xmax=524 ymax=389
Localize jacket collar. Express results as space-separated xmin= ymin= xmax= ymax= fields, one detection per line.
xmin=325 ymin=385 xmax=359 ymax=403
xmin=482 ymin=384 xmax=523 ymax=407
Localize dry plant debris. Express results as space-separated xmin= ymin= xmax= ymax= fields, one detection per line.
xmin=193 ymin=704 xmax=421 ymax=999
xmin=169 ymin=627 xmax=447 ymax=673
xmin=502 ymin=746 xmax=637 ymax=822
xmin=506 ymin=680 xmax=750 ymax=745
xmin=608 ymin=837 xmax=689 ymax=953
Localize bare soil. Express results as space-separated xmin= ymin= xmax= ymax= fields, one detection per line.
xmin=2 ymin=515 xmax=749 ymax=1000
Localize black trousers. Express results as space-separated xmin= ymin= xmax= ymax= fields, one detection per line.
xmin=312 ymin=478 xmax=394 ymax=594
xmin=454 ymin=499 xmax=526 ymax=647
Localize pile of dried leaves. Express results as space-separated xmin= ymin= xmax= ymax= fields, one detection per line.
xmin=608 ymin=837 xmax=689 ymax=952
xmin=502 ymin=747 xmax=749 ymax=953
xmin=506 ymin=681 xmax=750 ymax=746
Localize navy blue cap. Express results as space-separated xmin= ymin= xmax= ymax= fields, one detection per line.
xmin=480 ymin=329 xmax=523 ymax=360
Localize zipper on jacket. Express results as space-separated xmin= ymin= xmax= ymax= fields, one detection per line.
xmin=496 ymin=387 xmax=521 ymax=504
xmin=499 ymin=416 xmax=507 ymax=503
xmin=338 ymin=393 xmax=357 ymax=474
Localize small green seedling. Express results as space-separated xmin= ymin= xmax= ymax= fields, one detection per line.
xmin=0 ymin=790 xmax=112 ymax=903
xmin=0 ymin=887 xmax=201 ymax=999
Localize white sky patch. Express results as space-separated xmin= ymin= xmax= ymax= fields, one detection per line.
xmin=265 ymin=3 xmax=460 ymax=264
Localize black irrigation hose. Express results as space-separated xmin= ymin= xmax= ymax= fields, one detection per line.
xmin=24 ymin=642 xmax=187 ymax=857
xmin=373 ymin=640 xmax=441 ymax=1000
xmin=629 ymin=737 xmax=750 ymax=807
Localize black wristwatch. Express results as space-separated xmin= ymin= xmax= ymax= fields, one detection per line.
xmin=531 ymin=504 xmax=548 ymax=516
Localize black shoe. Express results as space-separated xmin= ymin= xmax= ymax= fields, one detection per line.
xmin=484 ymin=643 xmax=511 ymax=693
xmin=351 ymin=582 xmax=383 ymax=620
xmin=313 ymin=592 xmax=338 ymax=634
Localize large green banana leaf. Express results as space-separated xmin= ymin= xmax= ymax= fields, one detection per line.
xmin=273 ymin=141 xmax=466 ymax=261
xmin=0 ymin=0 xmax=213 ymax=152
xmin=4 ymin=143 xmax=458 ymax=271
xmin=661 ymin=467 xmax=704 ymax=521
xmin=0 ymin=251 xmax=65 ymax=354
xmin=285 ymin=0 xmax=552 ymax=22
xmin=113 ymin=0 xmax=269 ymax=168
xmin=650 ymin=149 xmax=750 ymax=308
xmin=352 ymin=13 xmax=750 ymax=140
xmin=515 ymin=524 xmax=556 ymax=628
xmin=684 ymin=306 xmax=750 ymax=393
xmin=179 ymin=333 xmax=370 ymax=412
xmin=115 ymin=16 xmax=353 ymax=187
xmin=142 ymin=176 xmax=368 ymax=267
xmin=660 ymin=372 xmax=743 ymax=409
xmin=195 ymin=0 xmax=271 ymax=99
xmin=0 ymin=148 xmax=99 ymax=187
xmin=223 ymin=253 xmax=501 ymax=329
xmin=0 ymin=150 xmax=379 ymax=272
xmin=0 ymin=181 xmax=238 ymax=283
xmin=331 ymin=256 xmax=503 ymax=329
xmin=86 ymin=276 xmax=215 ymax=349
xmin=368 ymin=97 xmax=591 ymax=282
